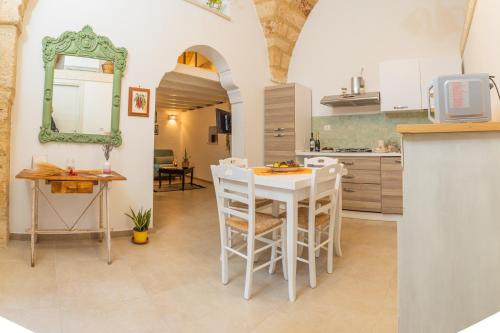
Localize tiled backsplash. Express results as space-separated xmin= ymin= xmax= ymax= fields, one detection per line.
xmin=312 ymin=111 xmax=430 ymax=149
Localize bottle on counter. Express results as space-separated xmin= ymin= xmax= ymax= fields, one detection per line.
xmin=315 ymin=132 xmax=321 ymax=152
xmin=309 ymin=132 xmax=315 ymax=152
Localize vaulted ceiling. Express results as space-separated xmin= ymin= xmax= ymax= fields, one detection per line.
xmin=253 ymin=0 xmax=318 ymax=83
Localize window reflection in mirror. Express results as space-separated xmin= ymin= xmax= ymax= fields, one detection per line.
xmin=51 ymin=55 xmax=113 ymax=135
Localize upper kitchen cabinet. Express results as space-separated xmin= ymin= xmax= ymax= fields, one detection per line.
xmin=380 ymin=58 xmax=422 ymax=112
xmin=379 ymin=55 xmax=462 ymax=112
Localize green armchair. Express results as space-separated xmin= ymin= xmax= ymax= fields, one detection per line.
xmin=154 ymin=149 xmax=174 ymax=179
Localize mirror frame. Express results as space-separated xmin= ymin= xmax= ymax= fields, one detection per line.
xmin=39 ymin=25 xmax=127 ymax=146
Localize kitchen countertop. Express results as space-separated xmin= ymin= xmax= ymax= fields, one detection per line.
xmin=397 ymin=122 xmax=500 ymax=134
xmin=296 ymin=151 xmax=401 ymax=157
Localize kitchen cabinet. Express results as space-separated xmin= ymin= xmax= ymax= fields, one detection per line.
xmin=337 ymin=155 xmax=402 ymax=214
xmin=264 ymin=83 xmax=311 ymax=164
xmin=380 ymin=55 xmax=461 ymax=112
xmin=339 ymin=157 xmax=382 ymax=213
xmin=380 ymin=58 xmax=422 ymax=112
xmin=381 ymin=157 xmax=403 ymax=214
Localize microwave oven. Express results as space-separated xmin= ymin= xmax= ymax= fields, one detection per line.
xmin=428 ymin=74 xmax=491 ymax=123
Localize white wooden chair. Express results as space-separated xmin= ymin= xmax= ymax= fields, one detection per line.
xmin=211 ymin=164 xmax=287 ymax=300
xmin=283 ymin=163 xmax=343 ymax=288
xmin=220 ymin=157 xmax=274 ymax=211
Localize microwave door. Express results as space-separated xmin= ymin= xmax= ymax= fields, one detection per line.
xmin=444 ymin=79 xmax=484 ymax=118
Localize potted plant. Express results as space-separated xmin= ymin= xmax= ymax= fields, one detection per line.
xmin=182 ymin=148 xmax=190 ymax=168
xmin=125 ymin=207 xmax=151 ymax=244
xmin=206 ymin=0 xmax=223 ymax=10
xmin=102 ymin=141 xmax=115 ymax=174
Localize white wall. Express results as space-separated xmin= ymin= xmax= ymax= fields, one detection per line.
xmin=10 ymin=0 xmax=270 ymax=233
xmin=463 ymin=0 xmax=500 ymax=120
xmin=181 ymin=103 xmax=231 ymax=182
xmin=154 ymin=110 xmax=182 ymax=159
xmin=288 ymin=0 xmax=468 ymax=117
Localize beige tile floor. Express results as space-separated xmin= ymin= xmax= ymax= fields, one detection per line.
xmin=0 ymin=181 xmax=397 ymax=333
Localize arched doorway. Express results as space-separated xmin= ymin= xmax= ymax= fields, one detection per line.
xmin=152 ymin=46 xmax=240 ymax=224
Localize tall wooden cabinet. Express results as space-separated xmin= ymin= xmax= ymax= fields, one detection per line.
xmin=264 ymin=83 xmax=311 ymax=164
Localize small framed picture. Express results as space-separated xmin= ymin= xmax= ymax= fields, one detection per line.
xmin=128 ymin=87 xmax=150 ymax=117
xmin=208 ymin=126 xmax=218 ymax=144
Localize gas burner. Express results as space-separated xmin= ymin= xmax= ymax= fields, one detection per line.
xmin=334 ymin=147 xmax=373 ymax=153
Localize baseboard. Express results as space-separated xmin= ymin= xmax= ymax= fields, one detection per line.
xmin=342 ymin=210 xmax=401 ymax=222
xmin=9 ymin=228 xmax=156 ymax=241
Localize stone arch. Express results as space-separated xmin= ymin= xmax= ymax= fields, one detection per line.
xmin=254 ymin=0 xmax=319 ymax=83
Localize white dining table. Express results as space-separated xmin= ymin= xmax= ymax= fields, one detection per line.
xmin=227 ymin=170 xmax=342 ymax=301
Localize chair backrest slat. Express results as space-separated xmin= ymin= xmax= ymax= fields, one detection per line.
xmin=211 ymin=164 xmax=257 ymax=235
xmin=220 ymin=157 xmax=249 ymax=168
xmin=308 ymin=163 xmax=344 ymax=227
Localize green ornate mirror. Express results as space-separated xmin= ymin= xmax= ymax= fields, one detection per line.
xmin=39 ymin=25 xmax=127 ymax=146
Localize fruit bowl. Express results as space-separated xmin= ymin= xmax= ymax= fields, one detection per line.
xmin=266 ymin=161 xmax=302 ymax=172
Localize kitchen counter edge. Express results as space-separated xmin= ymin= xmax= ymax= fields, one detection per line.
xmin=296 ymin=151 xmax=401 ymax=157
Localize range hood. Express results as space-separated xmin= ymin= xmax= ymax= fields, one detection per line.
xmin=320 ymin=92 xmax=380 ymax=107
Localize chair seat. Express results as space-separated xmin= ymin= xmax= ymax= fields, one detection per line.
xmin=226 ymin=213 xmax=282 ymax=235
xmin=280 ymin=207 xmax=330 ymax=228
xmin=229 ymin=198 xmax=273 ymax=210
xmin=298 ymin=197 xmax=331 ymax=206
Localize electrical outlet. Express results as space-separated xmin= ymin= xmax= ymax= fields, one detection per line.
xmin=323 ymin=125 xmax=331 ymax=131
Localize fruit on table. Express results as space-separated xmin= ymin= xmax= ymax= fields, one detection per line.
xmin=271 ymin=161 xmax=300 ymax=168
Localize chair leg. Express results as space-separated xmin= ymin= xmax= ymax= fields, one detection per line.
xmin=298 ymin=231 xmax=305 ymax=257
xmin=327 ymin=218 xmax=335 ymax=274
xmin=244 ymin=234 xmax=255 ymax=300
xmin=281 ymin=223 xmax=288 ymax=281
xmin=227 ymin=227 xmax=232 ymax=248
xmin=220 ymin=225 xmax=229 ymax=285
xmin=315 ymin=231 xmax=321 ymax=258
xmin=269 ymin=230 xmax=278 ymax=274
xmin=307 ymin=228 xmax=317 ymax=288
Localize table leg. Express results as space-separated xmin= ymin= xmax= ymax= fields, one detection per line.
xmin=334 ymin=186 xmax=343 ymax=257
xmin=169 ymin=174 xmax=172 ymax=185
xmin=159 ymin=170 xmax=162 ymax=188
xmin=286 ymin=193 xmax=298 ymax=301
xmin=98 ymin=186 xmax=104 ymax=242
xmin=30 ymin=181 xmax=38 ymax=267
xmin=104 ymin=182 xmax=112 ymax=264
xmin=190 ymin=169 xmax=194 ymax=186
xmin=182 ymin=173 xmax=186 ymax=191
xmin=34 ymin=181 xmax=39 ymax=244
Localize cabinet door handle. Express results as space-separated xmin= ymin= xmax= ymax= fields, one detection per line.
xmin=273 ymin=133 xmax=284 ymax=137
xmin=273 ymin=128 xmax=285 ymax=131
xmin=343 ymin=175 xmax=355 ymax=179
xmin=395 ymin=159 xmax=401 ymax=164
xmin=343 ymin=162 xmax=354 ymax=166
xmin=393 ymin=105 xmax=408 ymax=110
xmin=343 ymin=188 xmax=355 ymax=193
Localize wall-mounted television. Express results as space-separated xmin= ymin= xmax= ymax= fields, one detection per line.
xmin=216 ymin=109 xmax=231 ymax=134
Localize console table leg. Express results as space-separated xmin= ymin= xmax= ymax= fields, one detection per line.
xmin=30 ymin=181 xmax=38 ymax=267
xmin=98 ymin=188 xmax=104 ymax=242
xmin=104 ymin=183 xmax=112 ymax=264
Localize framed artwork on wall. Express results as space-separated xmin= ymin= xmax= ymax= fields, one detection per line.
xmin=128 ymin=87 xmax=150 ymax=117
xmin=208 ymin=126 xmax=218 ymax=144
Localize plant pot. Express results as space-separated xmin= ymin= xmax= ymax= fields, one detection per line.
xmin=133 ymin=230 xmax=148 ymax=244
xmin=182 ymin=160 xmax=189 ymax=168
xmin=102 ymin=61 xmax=114 ymax=74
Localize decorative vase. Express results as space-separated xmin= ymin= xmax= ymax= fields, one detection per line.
xmin=102 ymin=61 xmax=114 ymax=74
xmin=103 ymin=160 xmax=111 ymax=174
xmin=182 ymin=160 xmax=189 ymax=168
xmin=133 ymin=230 xmax=148 ymax=244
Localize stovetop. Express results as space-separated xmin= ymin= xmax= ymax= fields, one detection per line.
xmin=333 ymin=147 xmax=373 ymax=153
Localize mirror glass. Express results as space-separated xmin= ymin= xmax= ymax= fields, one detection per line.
xmin=51 ymin=55 xmax=113 ymax=135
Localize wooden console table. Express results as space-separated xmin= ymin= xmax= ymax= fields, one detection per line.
xmin=16 ymin=170 xmax=126 ymax=266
